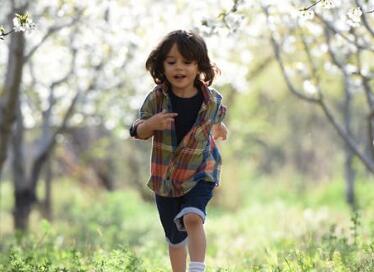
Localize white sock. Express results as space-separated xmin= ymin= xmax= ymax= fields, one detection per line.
xmin=189 ymin=261 xmax=205 ymax=272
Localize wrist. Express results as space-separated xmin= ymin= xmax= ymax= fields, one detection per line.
xmin=138 ymin=119 xmax=155 ymax=138
xmin=130 ymin=121 xmax=141 ymax=137
xmin=143 ymin=118 xmax=155 ymax=132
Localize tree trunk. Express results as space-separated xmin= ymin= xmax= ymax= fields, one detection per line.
xmin=42 ymin=158 xmax=53 ymax=220
xmin=11 ymin=99 xmax=34 ymax=230
xmin=343 ymin=74 xmax=356 ymax=209
xmin=0 ymin=17 xmax=26 ymax=177
xmin=344 ymin=149 xmax=356 ymax=208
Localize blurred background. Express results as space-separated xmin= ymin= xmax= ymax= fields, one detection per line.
xmin=0 ymin=0 xmax=373 ymax=271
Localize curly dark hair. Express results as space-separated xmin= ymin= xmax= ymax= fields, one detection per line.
xmin=145 ymin=29 xmax=219 ymax=86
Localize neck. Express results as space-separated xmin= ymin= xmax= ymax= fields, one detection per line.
xmin=171 ymin=86 xmax=197 ymax=98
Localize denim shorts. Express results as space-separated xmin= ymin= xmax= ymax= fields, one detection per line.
xmin=154 ymin=180 xmax=216 ymax=247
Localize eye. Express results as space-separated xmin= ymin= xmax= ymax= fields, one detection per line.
xmin=167 ymin=61 xmax=175 ymax=65
xmin=184 ymin=61 xmax=193 ymax=64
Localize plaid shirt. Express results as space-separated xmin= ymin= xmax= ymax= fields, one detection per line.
xmin=131 ymin=82 xmax=226 ymax=197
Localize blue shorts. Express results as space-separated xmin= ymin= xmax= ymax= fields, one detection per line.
xmin=154 ymin=180 xmax=216 ymax=247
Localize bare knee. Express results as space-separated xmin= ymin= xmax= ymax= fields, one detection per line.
xmin=169 ymin=244 xmax=186 ymax=252
xmin=183 ymin=213 xmax=203 ymax=228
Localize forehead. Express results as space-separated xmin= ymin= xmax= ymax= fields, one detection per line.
xmin=165 ymin=44 xmax=183 ymax=59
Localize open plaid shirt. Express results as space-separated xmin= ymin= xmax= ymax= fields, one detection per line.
xmin=131 ymin=82 xmax=226 ymax=197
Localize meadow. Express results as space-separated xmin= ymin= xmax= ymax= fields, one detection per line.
xmin=0 ymin=172 xmax=373 ymax=272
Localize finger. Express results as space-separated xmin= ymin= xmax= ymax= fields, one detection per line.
xmin=160 ymin=119 xmax=174 ymax=127
xmin=163 ymin=112 xmax=178 ymax=117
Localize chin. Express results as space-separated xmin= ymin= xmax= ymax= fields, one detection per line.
xmin=171 ymin=83 xmax=190 ymax=89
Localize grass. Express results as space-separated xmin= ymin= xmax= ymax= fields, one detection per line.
xmin=0 ymin=174 xmax=373 ymax=271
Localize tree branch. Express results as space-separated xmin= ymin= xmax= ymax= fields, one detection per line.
xmin=318 ymin=13 xmax=374 ymax=172
xmin=30 ymin=90 xmax=80 ymax=191
xmin=323 ymin=25 xmax=346 ymax=70
xmin=316 ymin=13 xmax=374 ymax=53
xmin=298 ymin=26 xmax=322 ymax=92
xmin=263 ymin=5 xmax=320 ymax=103
xmin=26 ymin=59 xmax=43 ymax=113
xmin=318 ymin=99 xmax=374 ymax=172
xmin=24 ymin=11 xmax=83 ymax=63
xmin=354 ymin=0 xmax=374 ymax=38
xmin=42 ymin=47 xmax=78 ymax=135
xmin=299 ymin=0 xmax=322 ymax=11
xmin=263 ymin=3 xmax=374 ymax=173
xmin=368 ymin=111 xmax=374 ymax=160
xmin=353 ymin=32 xmax=374 ymax=110
xmin=353 ymin=30 xmax=374 ymax=160
xmin=29 ymin=57 xmax=105 ymax=191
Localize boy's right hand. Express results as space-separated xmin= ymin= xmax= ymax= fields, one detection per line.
xmin=146 ymin=110 xmax=178 ymax=131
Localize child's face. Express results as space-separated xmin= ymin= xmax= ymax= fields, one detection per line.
xmin=163 ymin=43 xmax=199 ymax=93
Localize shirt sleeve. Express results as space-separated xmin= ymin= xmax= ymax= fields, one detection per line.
xmin=139 ymin=91 xmax=157 ymax=120
xmin=130 ymin=90 xmax=158 ymax=139
xmin=213 ymin=102 xmax=227 ymax=124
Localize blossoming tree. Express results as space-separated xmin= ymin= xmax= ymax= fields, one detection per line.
xmin=213 ymin=0 xmax=373 ymax=207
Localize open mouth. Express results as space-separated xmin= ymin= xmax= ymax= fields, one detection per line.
xmin=174 ymin=75 xmax=186 ymax=80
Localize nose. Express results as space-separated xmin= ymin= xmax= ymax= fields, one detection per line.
xmin=175 ymin=61 xmax=184 ymax=70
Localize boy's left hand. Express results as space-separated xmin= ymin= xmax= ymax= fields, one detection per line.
xmin=212 ymin=122 xmax=228 ymax=141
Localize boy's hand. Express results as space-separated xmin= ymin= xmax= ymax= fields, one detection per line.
xmin=212 ymin=122 xmax=228 ymax=141
xmin=146 ymin=110 xmax=178 ymax=131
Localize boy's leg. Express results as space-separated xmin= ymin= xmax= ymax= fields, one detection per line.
xmin=183 ymin=213 xmax=206 ymax=262
xmin=169 ymin=244 xmax=187 ymax=272
xmin=174 ymin=180 xmax=216 ymax=271
xmin=155 ymin=194 xmax=189 ymax=271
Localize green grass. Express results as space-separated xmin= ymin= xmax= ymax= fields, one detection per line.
xmin=0 ymin=175 xmax=373 ymax=271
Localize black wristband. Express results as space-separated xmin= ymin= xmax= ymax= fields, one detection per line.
xmin=130 ymin=122 xmax=140 ymax=137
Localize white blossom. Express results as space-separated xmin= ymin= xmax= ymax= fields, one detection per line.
xmin=347 ymin=7 xmax=363 ymax=22
xmin=321 ymin=0 xmax=335 ymax=9
xmin=347 ymin=20 xmax=360 ymax=28
xmin=299 ymin=10 xmax=315 ymax=22
xmin=303 ymin=80 xmax=318 ymax=95
xmin=13 ymin=13 xmax=36 ymax=33
xmin=346 ymin=7 xmax=362 ymax=27
xmin=345 ymin=64 xmax=357 ymax=74
xmin=360 ymin=65 xmax=369 ymax=77
xmin=0 ymin=25 xmax=5 ymax=40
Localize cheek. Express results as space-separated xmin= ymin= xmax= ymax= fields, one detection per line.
xmin=163 ymin=65 xmax=172 ymax=75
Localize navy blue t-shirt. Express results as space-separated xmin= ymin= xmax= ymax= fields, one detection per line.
xmin=169 ymin=88 xmax=203 ymax=145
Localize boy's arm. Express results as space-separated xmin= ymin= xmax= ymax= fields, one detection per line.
xmin=131 ymin=119 xmax=152 ymax=140
xmin=131 ymin=111 xmax=178 ymax=140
